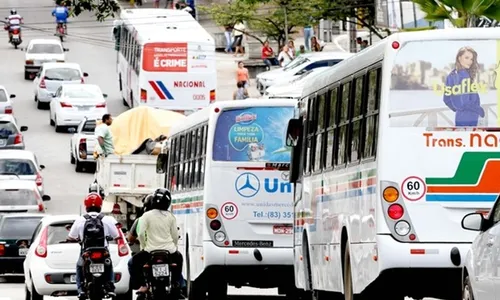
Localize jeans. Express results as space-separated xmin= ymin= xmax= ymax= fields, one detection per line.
xmin=224 ymin=31 xmax=232 ymax=52
xmin=76 ymin=256 xmax=115 ymax=295
xmin=263 ymin=58 xmax=279 ymax=69
xmin=304 ymin=27 xmax=313 ymax=51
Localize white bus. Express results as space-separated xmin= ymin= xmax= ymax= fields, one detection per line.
xmin=114 ymin=9 xmax=216 ymax=114
xmin=285 ymin=28 xmax=500 ymax=300
xmin=156 ymin=99 xmax=303 ymax=299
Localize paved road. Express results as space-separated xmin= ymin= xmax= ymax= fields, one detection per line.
xmin=0 ymin=0 xmax=270 ymax=298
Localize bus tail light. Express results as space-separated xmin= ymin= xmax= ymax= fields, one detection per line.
xmin=140 ymin=89 xmax=147 ymax=103
xmin=383 ymin=187 xmax=399 ymax=202
xmin=388 ymin=204 xmax=404 ymax=220
xmin=209 ymin=89 xmax=216 ymax=103
xmin=210 ymin=220 xmax=221 ymax=231
xmin=206 ymin=208 xmax=218 ymax=219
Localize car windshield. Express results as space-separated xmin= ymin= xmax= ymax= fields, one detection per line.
xmin=283 ymin=57 xmax=309 ymax=71
xmin=45 ymin=68 xmax=81 ymax=81
xmin=0 ymin=159 xmax=36 ymax=175
xmin=0 ymin=121 xmax=17 ymax=137
xmin=0 ymin=90 xmax=8 ymax=102
xmin=64 ymin=87 xmax=101 ymax=99
xmin=0 ymin=189 xmax=37 ymax=206
xmin=82 ymin=121 xmax=96 ymax=133
xmin=28 ymin=44 xmax=62 ymax=54
xmin=0 ymin=217 xmax=42 ymax=239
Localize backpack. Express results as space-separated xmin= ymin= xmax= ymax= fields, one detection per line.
xmin=82 ymin=214 xmax=105 ymax=249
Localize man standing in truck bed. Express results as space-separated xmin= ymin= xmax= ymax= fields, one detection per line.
xmin=95 ymin=114 xmax=114 ymax=157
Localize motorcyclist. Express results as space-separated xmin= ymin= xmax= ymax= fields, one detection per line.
xmin=67 ymin=193 xmax=121 ymax=300
xmin=129 ymin=188 xmax=183 ymax=297
xmin=5 ymin=9 xmax=23 ymax=43
xmin=51 ymin=2 xmax=69 ymax=34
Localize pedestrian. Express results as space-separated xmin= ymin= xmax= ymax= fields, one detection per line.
xmin=232 ymin=21 xmax=245 ymax=57
xmin=233 ymin=81 xmax=249 ymax=100
xmin=153 ymin=0 xmax=160 ymax=8
xmin=361 ymin=40 xmax=369 ymax=50
xmin=261 ymin=40 xmax=279 ymax=70
xmin=236 ymin=61 xmax=250 ymax=87
xmin=224 ymin=25 xmax=233 ymax=53
xmin=303 ymin=24 xmax=314 ymax=51
xmin=287 ymin=40 xmax=296 ymax=59
xmin=165 ymin=0 xmax=173 ymax=8
xmin=278 ymin=45 xmax=292 ymax=67
xmin=311 ymin=36 xmax=321 ymax=52
xmin=95 ymin=114 xmax=114 ymax=157
xmin=295 ymin=45 xmax=306 ymax=57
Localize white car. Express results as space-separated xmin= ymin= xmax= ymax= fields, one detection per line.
xmin=0 ymin=85 xmax=16 ymax=114
xmin=23 ymin=215 xmax=132 ymax=300
xmin=49 ymin=84 xmax=109 ymax=133
xmin=462 ymin=208 xmax=500 ymax=300
xmin=0 ymin=114 xmax=29 ymax=150
xmin=33 ymin=63 xmax=89 ymax=109
xmin=0 ymin=150 xmax=46 ymax=196
xmin=69 ymin=118 xmax=98 ymax=172
xmin=24 ymin=39 xmax=68 ymax=80
xmin=263 ymin=67 xmax=330 ymax=99
xmin=256 ymin=52 xmax=353 ymax=94
xmin=0 ymin=180 xmax=50 ymax=213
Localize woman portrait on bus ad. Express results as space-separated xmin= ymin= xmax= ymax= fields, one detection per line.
xmin=442 ymin=46 xmax=485 ymax=127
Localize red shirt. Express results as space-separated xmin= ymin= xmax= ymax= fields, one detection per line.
xmin=261 ymin=46 xmax=274 ymax=59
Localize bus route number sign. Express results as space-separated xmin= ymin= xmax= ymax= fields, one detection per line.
xmin=401 ymin=176 xmax=426 ymax=201
xmin=221 ymin=202 xmax=238 ymax=220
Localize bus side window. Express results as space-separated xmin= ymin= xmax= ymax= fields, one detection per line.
xmin=363 ymin=68 xmax=381 ymax=159
xmin=314 ymin=93 xmax=326 ymax=171
xmin=349 ymin=75 xmax=365 ymax=162
xmin=336 ymin=81 xmax=351 ymax=167
xmin=325 ymin=87 xmax=338 ymax=168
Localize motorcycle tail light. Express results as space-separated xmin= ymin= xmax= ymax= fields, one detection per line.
xmin=90 ymin=251 xmax=103 ymax=260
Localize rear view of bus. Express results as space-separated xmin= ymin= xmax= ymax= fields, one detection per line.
xmin=377 ymin=32 xmax=499 ymax=299
xmin=204 ymin=99 xmax=297 ymax=296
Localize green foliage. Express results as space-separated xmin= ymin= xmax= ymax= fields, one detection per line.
xmin=58 ymin=0 xmax=120 ymax=21
xmin=411 ymin=0 xmax=500 ymax=27
xmin=200 ymin=0 xmax=317 ymax=48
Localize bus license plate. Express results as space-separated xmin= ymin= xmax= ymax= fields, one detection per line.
xmin=70 ymin=275 xmax=76 ymax=283
xmin=18 ymin=248 xmax=28 ymax=256
xmin=273 ymin=225 xmax=293 ymax=234
xmin=89 ymin=263 xmax=104 ymax=273
xmin=152 ymin=264 xmax=169 ymax=277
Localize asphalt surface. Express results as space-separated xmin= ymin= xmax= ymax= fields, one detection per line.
xmin=0 ymin=0 xmax=272 ymax=298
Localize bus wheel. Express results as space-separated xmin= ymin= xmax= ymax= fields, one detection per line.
xmin=207 ymin=279 xmax=227 ymax=300
xmin=463 ymin=276 xmax=474 ymax=300
xmin=343 ymin=243 xmax=355 ymax=300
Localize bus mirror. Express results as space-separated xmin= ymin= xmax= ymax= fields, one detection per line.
xmin=156 ymin=153 xmax=168 ymax=174
xmin=286 ymin=119 xmax=302 ymax=147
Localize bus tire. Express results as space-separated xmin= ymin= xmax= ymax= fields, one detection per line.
xmin=207 ymin=279 xmax=227 ymax=300
xmin=343 ymin=242 xmax=356 ymax=300
xmin=463 ymin=276 xmax=474 ymax=300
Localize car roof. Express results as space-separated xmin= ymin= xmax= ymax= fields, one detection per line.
xmin=301 ymin=52 xmax=354 ymax=60
xmin=0 ymin=213 xmax=46 ymax=219
xmin=29 ymin=39 xmax=62 ymax=45
xmin=0 ymin=114 xmax=16 ymax=122
xmin=0 ymin=150 xmax=35 ymax=159
xmin=62 ymin=83 xmax=101 ymax=91
xmin=43 ymin=63 xmax=81 ymax=70
xmin=0 ymin=180 xmax=38 ymax=189
xmin=40 ymin=214 xmax=80 ymax=225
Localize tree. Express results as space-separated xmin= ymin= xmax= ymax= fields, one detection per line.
xmin=411 ymin=0 xmax=500 ymax=27
xmin=200 ymin=0 xmax=317 ymax=49
xmin=58 ymin=0 xmax=120 ymax=21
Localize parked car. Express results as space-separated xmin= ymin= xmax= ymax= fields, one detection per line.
xmin=0 ymin=213 xmax=45 ymax=275
xmin=0 ymin=85 xmax=16 ymax=114
xmin=256 ymin=52 xmax=353 ymax=94
xmin=0 ymin=114 xmax=28 ymax=150
xmin=33 ymin=62 xmax=89 ymax=109
xmin=0 ymin=150 xmax=46 ymax=195
xmin=24 ymin=215 xmax=132 ymax=300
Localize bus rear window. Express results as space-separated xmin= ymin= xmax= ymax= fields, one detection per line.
xmin=213 ymin=106 xmax=294 ymax=162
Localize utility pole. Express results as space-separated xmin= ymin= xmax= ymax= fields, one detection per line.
xmin=284 ymin=5 xmax=289 ymax=42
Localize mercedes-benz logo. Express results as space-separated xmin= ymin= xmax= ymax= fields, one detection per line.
xmin=281 ymin=172 xmax=289 ymax=181
xmin=235 ymin=172 xmax=260 ymax=198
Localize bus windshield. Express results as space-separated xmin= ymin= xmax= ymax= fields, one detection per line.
xmin=213 ymin=106 xmax=294 ymax=162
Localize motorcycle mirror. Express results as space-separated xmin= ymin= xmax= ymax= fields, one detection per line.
xmin=63 ymin=48 xmax=69 ymax=52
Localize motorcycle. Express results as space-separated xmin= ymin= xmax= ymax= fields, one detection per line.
xmin=55 ymin=22 xmax=66 ymax=42
xmin=140 ymin=250 xmax=179 ymax=300
xmin=9 ymin=27 xmax=21 ymax=49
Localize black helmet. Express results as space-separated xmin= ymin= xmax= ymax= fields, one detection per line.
xmin=10 ymin=9 xmax=17 ymax=15
xmin=142 ymin=194 xmax=154 ymax=213
xmin=151 ymin=188 xmax=172 ymax=211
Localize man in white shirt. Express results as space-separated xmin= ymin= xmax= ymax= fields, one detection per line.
xmin=67 ymin=193 xmax=120 ymax=300
xmin=232 ymin=21 xmax=245 ymax=57
xmin=5 ymin=9 xmax=23 ymax=43
xmin=130 ymin=188 xmax=183 ymax=296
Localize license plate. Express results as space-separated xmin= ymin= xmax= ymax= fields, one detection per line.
xmin=0 ymin=140 xmax=6 ymax=146
xmin=12 ymin=34 xmax=19 ymax=39
xmin=152 ymin=264 xmax=169 ymax=277
xmin=18 ymin=248 xmax=28 ymax=256
xmin=89 ymin=263 xmax=104 ymax=273
xmin=70 ymin=275 xmax=76 ymax=283
xmin=273 ymin=225 xmax=293 ymax=235
xmin=78 ymin=106 xmax=90 ymax=111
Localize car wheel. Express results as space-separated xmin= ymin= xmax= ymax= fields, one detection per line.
xmin=34 ymin=95 xmax=37 ymax=102
xmin=24 ymin=285 xmax=30 ymax=300
xmin=70 ymin=152 xmax=75 ymax=164
xmin=24 ymin=71 xmax=30 ymax=80
xmin=36 ymin=100 xmax=44 ymax=110
xmin=54 ymin=116 xmax=63 ymax=133
xmin=49 ymin=110 xmax=55 ymax=126
xmin=463 ymin=276 xmax=474 ymax=300
xmin=30 ymin=283 xmax=42 ymax=300
xmin=75 ymin=159 xmax=83 ymax=172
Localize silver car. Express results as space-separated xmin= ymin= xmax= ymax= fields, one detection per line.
xmin=0 ymin=85 xmax=15 ymax=115
xmin=0 ymin=114 xmax=28 ymax=150
xmin=0 ymin=150 xmax=46 ymax=196
xmin=0 ymin=180 xmax=50 ymax=213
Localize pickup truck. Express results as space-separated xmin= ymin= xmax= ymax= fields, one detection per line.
xmin=69 ymin=118 xmax=98 ymax=172
xmin=95 ymin=150 xmax=166 ymax=229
